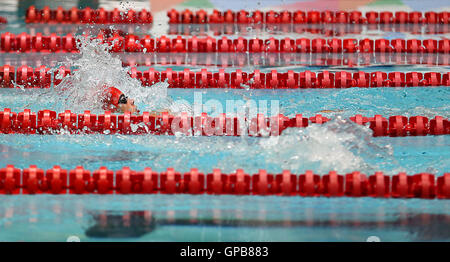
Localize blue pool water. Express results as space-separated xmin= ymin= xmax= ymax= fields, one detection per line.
xmin=0 ymin=1 xmax=449 ymax=242
xmin=1 ymin=195 xmax=449 ymax=242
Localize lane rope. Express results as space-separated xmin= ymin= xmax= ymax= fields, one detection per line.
xmin=1 ymin=65 xmax=449 ymax=89
xmin=24 ymin=6 xmax=450 ymax=26
xmin=25 ymin=6 xmax=152 ymax=24
xmin=21 ymin=23 xmax=450 ymax=36
xmin=0 ymin=165 xmax=448 ymax=198
xmin=0 ymin=109 xmax=448 ymax=137
xmin=167 ymin=9 xmax=450 ymax=25
xmin=1 ymin=53 xmax=448 ymax=67
xmin=1 ymin=32 xmax=449 ymax=54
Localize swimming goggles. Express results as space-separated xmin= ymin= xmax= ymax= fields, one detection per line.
xmin=118 ymin=94 xmax=128 ymax=104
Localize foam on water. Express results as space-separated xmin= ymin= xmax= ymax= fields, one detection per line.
xmin=210 ymin=117 xmax=398 ymax=174
xmin=40 ymin=36 xmax=188 ymax=114
xmin=256 ymin=117 xmax=398 ymax=173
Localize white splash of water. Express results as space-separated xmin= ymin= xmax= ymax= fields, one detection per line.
xmin=216 ymin=116 xmax=398 ymax=174
xmin=47 ymin=36 xmax=180 ymax=114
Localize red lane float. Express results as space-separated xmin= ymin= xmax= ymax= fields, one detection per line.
xmin=162 ymin=22 xmax=450 ymax=36
xmin=22 ymin=22 xmax=447 ymax=38
xmin=1 ymin=53 xmax=448 ymax=68
xmin=168 ymin=9 xmax=450 ymax=25
xmin=25 ymin=6 xmax=152 ymax=24
xmin=1 ymin=65 xmax=449 ymax=89
xmin=0 ymin=109 xmax=448 ymax=137
xmin=1 ymin=165 xmax=449 ymax=199
xmin=2 ymin=33 xmax=449 ymax=54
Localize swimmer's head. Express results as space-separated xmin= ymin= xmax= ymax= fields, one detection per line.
xmin=102 ymin=86 xmax=139 ymax=114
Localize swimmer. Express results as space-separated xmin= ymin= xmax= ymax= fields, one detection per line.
xmin=102 ymin=86 xmax=139 ymax=114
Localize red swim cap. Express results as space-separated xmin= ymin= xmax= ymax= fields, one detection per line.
xmin=102 ymin=86 xmax=123 ymax=110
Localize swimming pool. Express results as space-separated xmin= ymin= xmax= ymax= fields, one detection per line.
xmin=0 ymin=0 xmax=449 ymax=242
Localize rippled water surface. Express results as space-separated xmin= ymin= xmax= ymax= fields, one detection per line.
xmin=0 ymin=0 xmax=449 ymax=241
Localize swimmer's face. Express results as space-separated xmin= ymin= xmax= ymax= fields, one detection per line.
xmin=118 ymin=97 xmax=139 ymax=114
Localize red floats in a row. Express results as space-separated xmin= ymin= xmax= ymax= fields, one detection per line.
xmin=0 ymin=165 xmax=449 ymax=199
xmin=1 ymin=33 xmax=449 ymax=54
xmin=0 ymin=65 xmax=69 ymax=88
xmin=0 ymin=109 xmax=448 ymax=137
xmin=25 ymin=6 xmax=152 ymax=24
xmin=129 ymin=69 xmax=450 ymax=88
xmin=1 ymin=65 xmax=449 ymax=89
xmin=2 ymin=53 xmax=449 ymax=68
xmin=168 ymin=9 xmax=450 ymax=24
